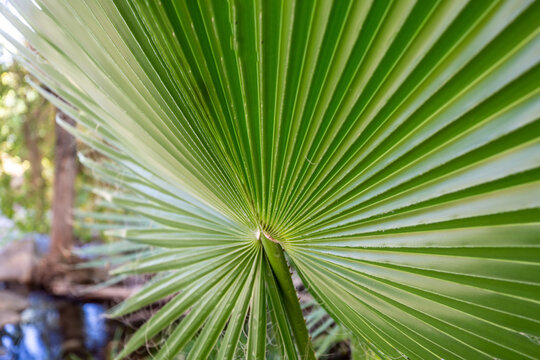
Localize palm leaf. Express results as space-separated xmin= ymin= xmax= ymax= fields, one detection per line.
xmin=2 ymin=0 xmax=540 ymax=359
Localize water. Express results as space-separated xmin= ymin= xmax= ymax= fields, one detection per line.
xmin=0 ymin=291 xmax=110 ymax=360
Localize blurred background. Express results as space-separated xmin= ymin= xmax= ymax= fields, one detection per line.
xmin=0 ymin=46 xmax=130 ymax=360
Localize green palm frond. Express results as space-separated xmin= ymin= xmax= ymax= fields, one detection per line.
xmin=2 ymin=0 xmax=540 ymax=359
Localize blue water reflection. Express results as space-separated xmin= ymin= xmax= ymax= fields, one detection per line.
xmin=82 ymin=303 xmax=108 ymax=353
xmin=0 ymin=292 xmax=109 ymax=360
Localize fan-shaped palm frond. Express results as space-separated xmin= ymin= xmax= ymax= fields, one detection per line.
xmin=2 ymin=0 xmax=540 ymax=359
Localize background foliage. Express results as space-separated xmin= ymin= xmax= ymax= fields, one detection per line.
xmin=0 ymin=58 xmax=54 ymax=234
xmin=0 ymin=52 xmax=112 ymax=242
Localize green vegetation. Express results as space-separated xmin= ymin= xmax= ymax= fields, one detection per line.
xmin=0 ymin=54 xmax=110 ymax=241
xmin=1 ymin=1 xmax=539 ymax=359
xmin=0 ymin=60 xmax=54 ymax=234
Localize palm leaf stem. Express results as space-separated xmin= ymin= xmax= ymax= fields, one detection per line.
xmin=260 ymin=231 xmax=315 ymax=360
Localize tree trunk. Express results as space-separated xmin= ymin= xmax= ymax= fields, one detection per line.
xmin=22 ymin=106 xmax=46 ymax=226
xmin=49 ymin=110 xmax=77 ymax=259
